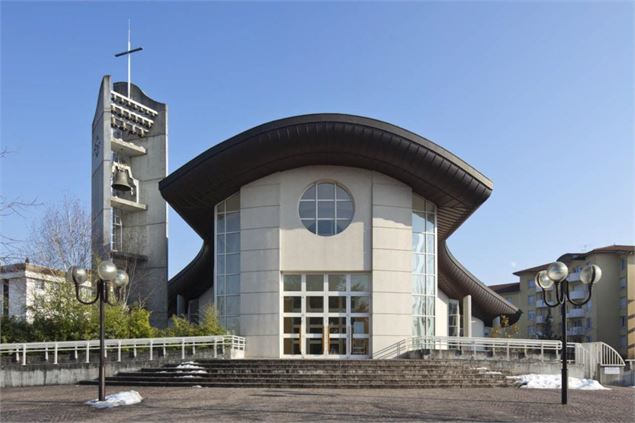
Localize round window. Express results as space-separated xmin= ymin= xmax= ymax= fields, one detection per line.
xmin=299 ymin=182 xmax=354 ymax=236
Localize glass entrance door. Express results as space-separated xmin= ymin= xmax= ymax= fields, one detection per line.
xmin=282 ymin=273 xmax=370 ymax=358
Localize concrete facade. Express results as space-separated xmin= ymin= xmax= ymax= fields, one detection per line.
xmin=193 ymin=166 xmax=476 ymax=358
xmin=91 ymin=76 xmax=168 ymax=327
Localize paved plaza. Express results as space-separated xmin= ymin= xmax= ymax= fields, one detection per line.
xmin=1 ymin=385 xmax=634 ymax=422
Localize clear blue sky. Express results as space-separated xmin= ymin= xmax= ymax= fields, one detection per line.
xmin=1 ymin=1 xmax=633 ymax=284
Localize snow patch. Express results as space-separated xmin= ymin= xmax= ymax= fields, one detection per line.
xmin=192 ymin=385 xmax=203 ymax=388
xmin=510 ymin=374 xmax=609 ymax=390
xmin=86 ymin=391 xmax=143 ymax=409
xmin=176 ymin=362 xmax=205 ymax=370
xmin=485 ymin=371 xmax=503 ymax=375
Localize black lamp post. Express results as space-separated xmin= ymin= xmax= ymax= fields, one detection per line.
xmin=66 ymin=261 xmax=129 ymax=401
xmin=535 ymin=261 xmax=601 ymax=405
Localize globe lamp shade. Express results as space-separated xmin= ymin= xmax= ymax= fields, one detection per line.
xmin=114 ymin=270 xmax=129 ymax=288
xmin=580 ymin=264 xmax=602 ymax=285
xmin=535 ymin=270 xmax=554 ymax=290
xmin=66 ymin=266 xmax=88 ymax=285
xmin=97 ymin=261 xmax=118 ymax=281
xmin=547 ymin=261 xmax=569 ymax=283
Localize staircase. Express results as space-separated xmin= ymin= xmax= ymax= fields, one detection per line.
xmin=82 ymin=359 xmax=513 ymax=389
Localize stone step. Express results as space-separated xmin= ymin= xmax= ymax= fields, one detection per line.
xmin=113 ymin=372 xmax=505 ymax=381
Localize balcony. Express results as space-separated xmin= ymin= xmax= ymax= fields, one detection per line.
xmin=567 ymin=327 xmax=585 ymax=336
xmin=568 ymin=289 xmax=587 ymax=301
xmin=566 ymin=308 xmax=585 ymax=319
xmin=111 ymin=137 xmax=146 ymax=157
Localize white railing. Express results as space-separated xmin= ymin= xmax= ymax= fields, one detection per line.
xmin=0 ymin=335 xmax=246 ymax=366
xmin=579 ymin=342 xmax=625 ymax=379
xmin=374 ymin=335 xmax=571 ymax=362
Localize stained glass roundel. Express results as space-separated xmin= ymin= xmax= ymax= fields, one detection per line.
xmin=299 ymin=182 xmax=354 ymax=236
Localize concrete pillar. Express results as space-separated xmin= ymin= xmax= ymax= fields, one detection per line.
xmin=462 ymin=295 xmax=472 ymax=337
xmin=176 ymin=295 xmax=185 ymax=316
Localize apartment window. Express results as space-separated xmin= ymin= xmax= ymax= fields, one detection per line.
xmin=528 ymin=295 xmax=535 ymax=306
xmin=34 ymin=280 xmax=45 ymax=292
xmin=620 ymin=335 xmax=627 ymax=348
xmin=2 ymin=280 xmax=8 ymax=317
xmin=528 ymin=326 xmax=535 ymax=336
xmin=505 ymin=296 xmax=513 ymax=303
xmin=586 ymin=318 xmax=592 ymax=329
xmin=527 ymin=278 xmax=535 ymax=290
xmin=621 ymin=258 xmax=626 ymax=271
xmin=528 ymin=310 xmax=535 ymax=321
xmin=619 ymin=277 xmax=626 ymax=289
xmin=620 ymin=297 xmax=627 ymax=309
xmin=620 ymin=316 xmax=626 ymax=328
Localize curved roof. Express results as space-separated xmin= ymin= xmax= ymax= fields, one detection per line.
xmin=160 ymin=113 xmax=519 ymax=324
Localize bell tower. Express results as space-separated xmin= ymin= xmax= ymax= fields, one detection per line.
xmin=91 ymin=75 xmax=168 ymax=327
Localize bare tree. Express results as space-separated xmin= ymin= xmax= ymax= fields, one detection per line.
xmin=0 ymin=148 xmax=40 ymax=263
xmin=23 ymin=197 xmax=91 ymax=270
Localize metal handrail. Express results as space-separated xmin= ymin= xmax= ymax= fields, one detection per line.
xmin=0 ymin=335 xmax=246 ymax=366
xmin=374 ymin=335 xmax=573 ymax=362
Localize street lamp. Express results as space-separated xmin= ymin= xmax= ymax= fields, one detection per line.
xmin=535 ymin=261 xmax=601 ymax=405
xmin=66 ymin=261 xmax=129 ymax=401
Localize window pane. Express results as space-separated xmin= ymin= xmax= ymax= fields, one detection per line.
xmin=226 ymin=232 xmax=240 ymax=254
xmin=317 ymin=201 xmax=335 ymax=219
xmin=306 ymin=317 xmax=323 ymax=334
xmin=426 ymin=276 xmax=435 ymax=295
xmin=217 ymin=214 xmax=225 ymax=234
xmin=337 ymin=201 xmax=353 ymax=219
xmin=284 ymin=317 xmax=301 ymax=334
xmin=329 ymin=338 xmax=346 ymax=355
xmin=328 ymin=296 xmax=346 ymax=312
xmin=226 ymin=316 xmax=240 ymax=334
xmin=226 ymin=212 xmax=240 ymax=232
xmin=336 ymin=185 xmax=350 ymax=201
xmin=426 ymin=255 xmax=435 ymax=274
xmin=226 ymin=253 xmax=240 ymax=274
xmin=216 ymin=234 xmax=225 ymax=253
xmin=317 ymin=183 xmax=335 ymax=199
xmin=217 ymin=297 xmax=225 ymax=316
xmin=412 ymin=254 xmax=425 ymax=274
xmin=350 ymin=274 xmax=369 ymax=292
xmin=216 ymin=276 xmax=225 ymax=295
xmin=351 ymin=339 xmax=368 ymax=355
xmin=284 ymin=338 xmax=301 ymax=355
xmin=412 ymin=233 xmax=425 ymax=253
xmin=216 ymin=255 xmax=225 ymax=275
xmin=317 ymin=220 xmax=334 ymax=236
xmin=226 ymin=193 xmax=240 ymax=212
xmin=412 ymin=211 xmax=426 ymax=233
xmin=328 ymin=317 xmax=347 ymax=334
xmin=301 ymin=184 xmax=316 ymax=201
xmin=425 ymin=234 xmax=435 ymax=254
xmin=352 ymin=317 xmax=369 ymax=334
xmin=283 ymin=275 xmax=301 ymax=291
xmin=225 ymin=295 xmax=240 ymax=315
xmin=306 ymin=338 xmax=323 ymax=355
xmin=283 ymin=296 xmax=301 ymax=313
xmin=302 ymin=219 xmax=317 ymax=234
xmin=226 ymin=274 xmax=240 ymax=295
xmin=412 ymin=296 xmax=424 ymax=315
xmin=412 ymin=275 xmax=425 ymax=295
xmin=351 ymin=296 xmax=369 ymax=313
xmin=425 ymin=213 xmax=435 ymax=233
xmin=299 ymin=201 xmax=316 ymax=219
xmin=328 ymin=274 xmax=347 ymax=291
xmin=306 ymin=274 xmax=323 ymax=291
xmin=306 ymin=296 xmax=324 ymax=312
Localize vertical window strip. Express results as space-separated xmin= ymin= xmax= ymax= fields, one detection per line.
xmin=215 ymin=193 xmax=240 ymax=334
xmin=412 ymin=195 xmax=437 ymax=339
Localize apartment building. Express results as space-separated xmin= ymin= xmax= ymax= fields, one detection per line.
xmin=491 ymin=245 xmax=634 ymax=358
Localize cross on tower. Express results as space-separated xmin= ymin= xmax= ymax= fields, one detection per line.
xmin=114 ymin=20 xmax=143 ymax=98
